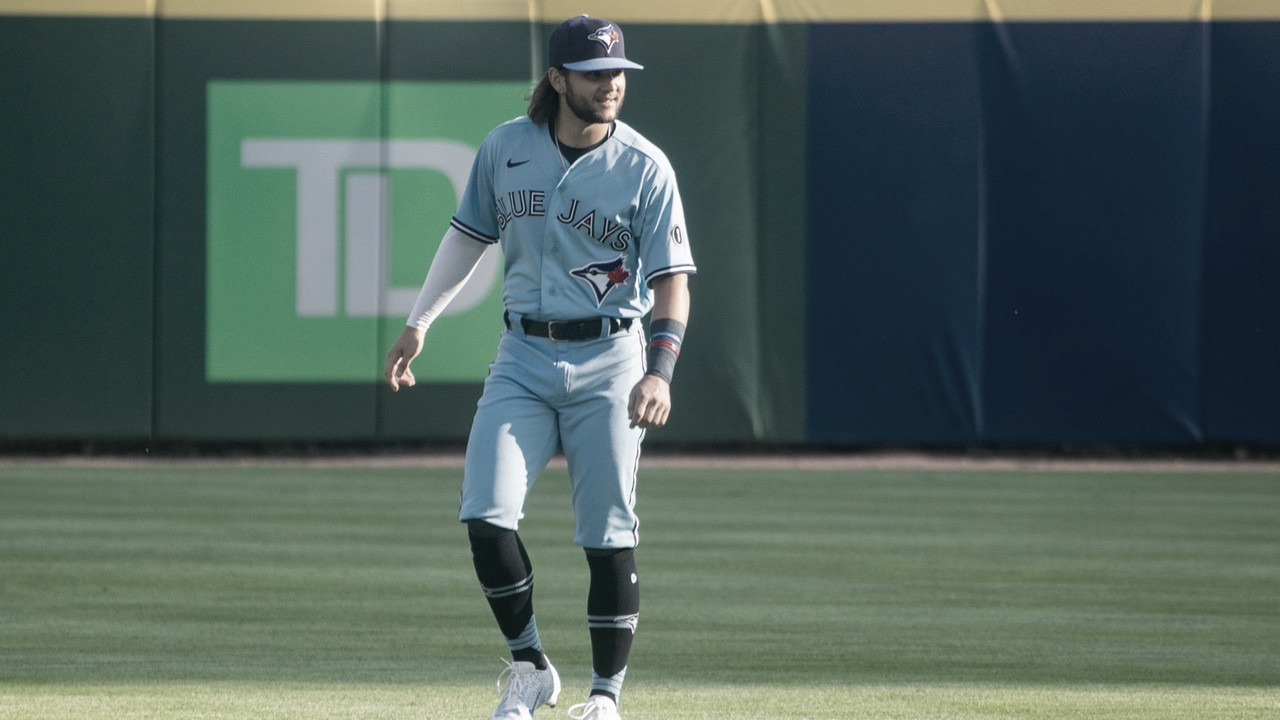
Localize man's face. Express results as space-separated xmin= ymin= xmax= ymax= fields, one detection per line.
xmin=561 ymin=68 xmax=626 ymax=125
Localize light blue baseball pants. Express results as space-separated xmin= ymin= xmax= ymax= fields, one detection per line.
xmin=459 ymin=323 xmax=647 ymax=549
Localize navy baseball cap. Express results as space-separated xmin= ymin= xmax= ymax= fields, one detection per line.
xmin=549 ymin=15 xmax=644 ymax=72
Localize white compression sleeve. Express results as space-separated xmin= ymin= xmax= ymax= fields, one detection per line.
xmin=406 ymin=226 xmax=490 ymax=332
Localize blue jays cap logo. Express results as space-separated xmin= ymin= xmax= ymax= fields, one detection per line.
xmin=571 ymin=256 xmax=631 ymax=306
xmin=588 ymin=25 xmax=620 ymax=52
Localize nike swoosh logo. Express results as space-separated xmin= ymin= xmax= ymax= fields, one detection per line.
xmin=506 ymin=158 xmax=530 ymax=168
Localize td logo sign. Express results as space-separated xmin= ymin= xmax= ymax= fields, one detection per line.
xmin=206 ymin=81 xmax=526 ymax=383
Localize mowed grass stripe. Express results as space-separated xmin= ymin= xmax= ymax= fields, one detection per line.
xmin=1 ymin=463 xmax=1277 ymax=719
xmin=638 ymin=469 xmax=1278 ymax=687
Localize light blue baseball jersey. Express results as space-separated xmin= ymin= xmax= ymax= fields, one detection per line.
xmin=450 ymin=117 xmax=696 ymax=320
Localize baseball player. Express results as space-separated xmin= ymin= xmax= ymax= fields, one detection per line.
xmin=384 ymin=15 xmax=695 ymax=720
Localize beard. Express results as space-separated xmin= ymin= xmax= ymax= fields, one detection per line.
xmin=564 ymin=82 xmax=623 ymax=125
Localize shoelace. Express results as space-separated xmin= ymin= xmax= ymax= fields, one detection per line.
xmin=495 ymin=658 xmax=528 ymax=711
xmin=566 ymin=699 xmax=615 ymax=720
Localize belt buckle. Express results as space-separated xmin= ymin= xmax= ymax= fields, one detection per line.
xmin=546 ymin=320 xmax=571 ymax=341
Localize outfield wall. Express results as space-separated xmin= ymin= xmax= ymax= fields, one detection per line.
xmin=2 ymin=2 xmax=1278 ymax=447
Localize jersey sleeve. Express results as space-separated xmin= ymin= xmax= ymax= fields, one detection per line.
xmin=637 ymin=165 xmax=697 ymax=285
xmin=450 ymin=130 xmax=500 ymax=243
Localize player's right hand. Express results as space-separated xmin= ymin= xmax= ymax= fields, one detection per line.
xmin=384 ymin=327 xmax=425 ymax=392
xmin=627 ymin=374 xmax=672 ymax=429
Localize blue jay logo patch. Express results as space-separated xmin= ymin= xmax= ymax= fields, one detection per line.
xmin=588 ymin=25 xmax=621 ymax=52
xmin=571 ymin=257 xmax=630 ymax=306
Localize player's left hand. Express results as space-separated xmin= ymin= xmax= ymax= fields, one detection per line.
xmin=628 ymin=374 xmax=671 ymax=429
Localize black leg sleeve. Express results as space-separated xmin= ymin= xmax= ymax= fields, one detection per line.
xmin=585 ymin=547 xmax=640 ymax=680
xmin=468 ymin=520 xmax=536 ymax=644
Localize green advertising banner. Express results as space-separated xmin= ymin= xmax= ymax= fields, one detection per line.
xmin=206 ymin=80 xmax=526 ymax=383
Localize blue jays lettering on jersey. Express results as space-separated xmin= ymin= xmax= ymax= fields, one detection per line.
xmin=450 ymin=117 xmax=696 ymax=320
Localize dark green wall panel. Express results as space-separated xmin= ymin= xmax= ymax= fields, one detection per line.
xmin=0 ymin=17 xmax=155 ymax=439
xmin=754 ymin=23 xmax=809 ymax=443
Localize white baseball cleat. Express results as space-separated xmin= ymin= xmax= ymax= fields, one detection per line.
xmin=491 ymin=657 xmax=562 ymax=719
xmin=566 ymin=695 xmax=621 ymax=720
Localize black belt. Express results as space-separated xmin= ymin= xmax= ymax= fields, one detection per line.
xmin=505 ymin=311 xmax=632 ymax=341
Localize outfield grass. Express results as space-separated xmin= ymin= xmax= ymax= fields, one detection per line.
xmin=1 ymin=460 xmax=1277 ymax=718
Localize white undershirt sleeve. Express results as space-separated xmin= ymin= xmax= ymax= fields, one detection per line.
xmin=406 ymin=226 xmax=491 ymax=333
